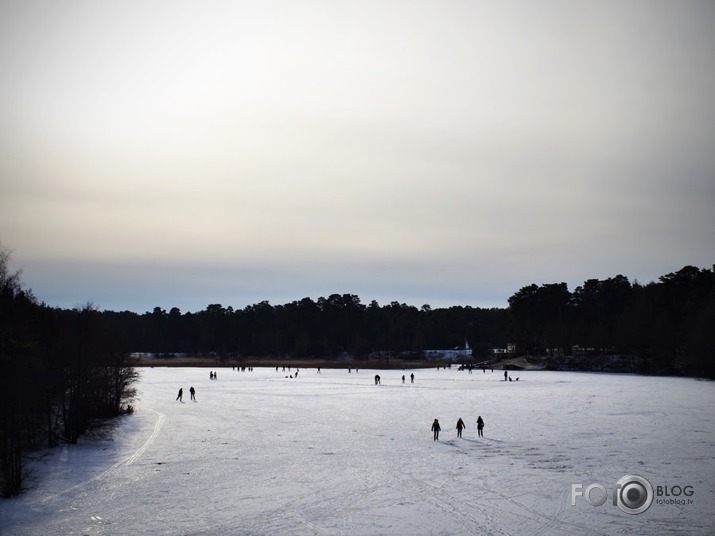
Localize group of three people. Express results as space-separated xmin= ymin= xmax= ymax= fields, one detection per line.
xmin=432 ymin=416 xmax=484 ymax=440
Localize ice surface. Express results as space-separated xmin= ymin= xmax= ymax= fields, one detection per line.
xmin=1 ymin=367 xmax=714 ymax=535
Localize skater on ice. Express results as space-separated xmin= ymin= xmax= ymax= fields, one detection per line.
xmin=410 ymin=373 xmax=414 ymax=384
xmin=189 ymin=386 xmax=196 ymax=401
xmin=374 ymin=374 xmax=381 ymax=385
xmin=432 ymin=418 xmax=441 ymax=441
xmin=476 ymin=416 xmax=484 ymax=437
xmin=176 ymin=388 xmax=183 ymax=402
xmin=456 ymin=418 xmax=465 ymax=438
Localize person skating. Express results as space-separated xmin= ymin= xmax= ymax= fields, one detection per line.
xmin=476 ymin=415 xmax=484 ymax=437
xmin=432 ymin=418 xmax=441 ymax=441
xmin=189 ymin=386 xmax=196 ymax=401
xmin=176 ymin=388 xmax=183 ymax=402
xmin=456 ymin=418 xmax=466 ymax=438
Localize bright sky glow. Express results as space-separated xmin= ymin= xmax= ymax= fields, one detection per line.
xmin=1 ymin=1 xmax=714 ymax=312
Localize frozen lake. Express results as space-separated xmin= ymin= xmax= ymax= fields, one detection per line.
xmin=2 ymin=367 xmax=714 ymax=535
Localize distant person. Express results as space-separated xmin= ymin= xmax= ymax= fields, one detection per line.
xmin=476 ymin=416 xmax=484 ymax=437
xmin=402 ymin=375 xmax=405 ymax=384
xmin=410 ymin=373 xmax=414 ymax=384
xmin=176 ymin=388 xmax=183 ymax=402
xmin=432 ymin=419 xmax=441 ymax=441
xmin=456 ymin=418 xmax=466 ymax=438
xmin=189 ymin=386 xmax=196 ymax=401
xmin=210 ymin=371 xmax=214 ymax=380
xmin=374 ymin=374 xmax=381 ymax=385
xmin=508 ymin=376 xmax=512 ymax=382
xmin=214 ymin=371 xmax=217 ymax=380
xmin=295 ymin=370 xmax=299 ymax=378
xmin=504 ymin=370 xmax=508 ymax=381
xmin=317 ymin=367 xmax=321 ymax=373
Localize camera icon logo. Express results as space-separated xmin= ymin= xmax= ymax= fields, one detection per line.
xmin=571 ymin=474 xmax=655 ymax=515
xmin=614 ymin=475 xmax=653 ymax=514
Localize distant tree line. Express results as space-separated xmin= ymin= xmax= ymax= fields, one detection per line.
xmin=99 ymin=265 xmax=713 ymax=379
xmin=508 ymin=266 xmax=715 ymax=376
xmin=104 ymin=296 xmax=511 ymax=363
xmin=1 ymin=240 xmax=713 ymax=495
xmin=0 ymin=246 xmax=138 ymax=497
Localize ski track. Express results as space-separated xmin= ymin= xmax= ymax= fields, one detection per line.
xmin=124 ymin=408 xmax=166 ymax=466
xmin=36 ymin=407 xmax=165 ymax=505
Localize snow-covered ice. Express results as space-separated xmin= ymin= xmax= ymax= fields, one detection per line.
xmin=2 ymin=367 xmax=714 ymax=535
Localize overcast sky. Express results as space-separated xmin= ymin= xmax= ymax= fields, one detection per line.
xmin=1 ymin=1 xmax=714 ymax=313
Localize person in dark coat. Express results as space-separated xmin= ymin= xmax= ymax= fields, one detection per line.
xmin=410 ymin=373 xmax=414 ymax=383
xmin=374 ymin=374 xmax=381 ymax=385
xmin=432 ymin=419 xmax=441 ymax=441
xmin=189 ymin=386 xmax=196 ymax=401
xmin=176 ymin=388 xmax=183 ymax=402
xmin=456 ymin=418 xmax=466 ymax=438
xmin=476 ymin=415 xmax=484 ymax=437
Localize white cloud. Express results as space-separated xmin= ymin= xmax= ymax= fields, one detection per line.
xmin=1 ymin=0 xmax=713 ymax=311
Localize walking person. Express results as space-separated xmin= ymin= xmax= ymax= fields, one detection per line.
xmin=432 ymin=418 xmax=441 ymax=441
xmin=476 ymin=415 xmax=484 ymax=437
xmin=189 ymin=386 xmax=196 ymax=401
xmin=410 ymin=373 xmax=414 ymax=384
xmin=176 ymin=388 xmax=183 ymax=402
xmin=456 ymin=418 xmax=466 ymax=438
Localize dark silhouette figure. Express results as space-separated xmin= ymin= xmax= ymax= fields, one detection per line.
xmin=432 ymin=419 xmax=441 ymax=441
xmin=504 ymin=370 xmax=508 ymax=381
xmin=402 ymin=375 xmax=405 ymax=384
xmin=189 ymin=386 xmax=196 ymax=401
xmin=410 ymin=373 xmax=414 ymax=384
xmin=476 ymin=416 xmax=484 ymax=437
xmin=456 ymin=418 xmax=465 ymax=438
xmin=176 ymin=388 xmax=183 ymax=402
xmin=374 ymin=374 xmax=381 ymax=385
